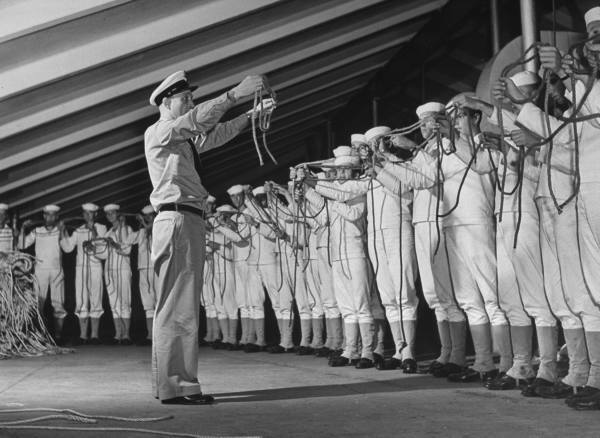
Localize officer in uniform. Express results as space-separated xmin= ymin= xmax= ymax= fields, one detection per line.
xmin=145 ymin=70 xmax=266 ymax=404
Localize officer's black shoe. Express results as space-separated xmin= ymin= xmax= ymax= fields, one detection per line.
xmin=432 ymin=362 xmax=464 ymax=378
xmin=376 ymin=357 xmax=401 ymax=371
xmin=486 ymin=374 xmax=533 ymax=390
xmin=314 ymin=347 xmax=331 ymax=357
xmin=565 ymin=386 xmax=600 ymax=407
xmin=521 ymin=378 xmax=554 ymax=397
xmin=448 ymin=367 xmax=499 ymax=383
xmin=355 ymin=358 xmax=375 ymax=369
xmin=329 ymin=356 xmax=350 ymax=367
xmin=89 ymin=338 xmax=101 ymax=345
xmin=161 ymin=394 xmax=215 ymax=405
xmin=402 ymin=358 xmax=418 ymax=374
xmin=536 ymin=380 xmax=582 ymax=399
xmin=426 ymin=360 xmax=446 ymax=374
xmin=120 ymin=338 xmax=134 ymax=346
xmin=296 ymin=346 xmax=314 ymax=356
xmin=244 ymin=343 xmax=261 ymax=353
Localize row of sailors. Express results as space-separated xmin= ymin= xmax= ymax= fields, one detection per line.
xmin=0 ymin=202 xmax=157 ymax=346
xmin=201 ymin=44 xmax=600 ymax=410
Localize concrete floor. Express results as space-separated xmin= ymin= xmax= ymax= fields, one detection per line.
xmin=1 ymin=346 xmax=599 ymax=438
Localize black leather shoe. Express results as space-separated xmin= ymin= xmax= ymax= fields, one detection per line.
xmin=521 ymin=378 xmax=554 ymax=397
xmin=314 ymin=347 xmax=331 ymax=357
xmin=536 ymin=380 xmax=582 ymax=399
xmin=355 ymin=358 xmax=375 ymax=369
xmin=244 ymin=343 xmax=260 ymax=353
xmin=448 ymin=368 xmax=499 ymax=383
xmin=211 ymin=340 xmax=223 ymax=350
xmin=198 ymin=339 xmax=209 ymax=347
xmin=402 ymin=358 xmax=418 ymax=374
xmin=328 ymin=349 xmax=343 ymax=359
xmin=120 ymin=338 xmax=134 ymax=346
xmin=329 ymin=356 xmax=350 ymax=367
xmin=296 ymin=346 xmax=314 ymax=356
xmin=227 ymin=343 xmax=243 ymax=351
xmin=376 ymin=357 xmax=401 ymax=371
xmin=268 ymin=345 xmax=295 ymax=354
xmin=486 ymin=374 xmax=533 ymax=390
xmin=565 ymin=386 xmax=600 ymax=407
xmin=161 ymin=394 xmax=214 ymax=405
xmin=373 ymin=353 xmax=384 ymax=367
xmin=433 ymin=362 xmax=464 ymax=378
xmin=427 ymin=360 xmax=446 ymax=374
xmin=89 ymin=338 xmax=101 ymax=345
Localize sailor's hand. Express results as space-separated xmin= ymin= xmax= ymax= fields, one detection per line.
xmin=231 ymin=75 xmax=268 ymax=100
xmin=246 ymin=98 xmax=276 ymax=117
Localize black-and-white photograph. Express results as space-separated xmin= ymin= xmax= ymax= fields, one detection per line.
xmin=2 ymin=0 xmax=600 ymax=436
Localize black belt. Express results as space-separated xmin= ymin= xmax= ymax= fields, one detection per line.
xmin=158 ymin=203 xmax=205 ymax=218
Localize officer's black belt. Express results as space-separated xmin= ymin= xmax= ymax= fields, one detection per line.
xmin=158 ymin=203 xmax=205 ymax=218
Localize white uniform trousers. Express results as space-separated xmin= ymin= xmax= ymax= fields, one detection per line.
xmin=496 ymin=215 xmax=535 ymax=327
xmin=75 ymin=263 xmax=103 ymax=318
xmin=106 ymin=268 xmax=132 ymax=319
xmin=368 ymin=226 xmax=418 ymax=323
xmin=316 ymin=246 xmax=340 ymax=318
xmin=444 ymin=223 xmax=507 ymax=326
xmin=151 ymin=211 xmax=204 ymax=401
xmin=282 ymin=248 xmax=311 ymax=320
xmin=201 ymin=261 xmax=217 ymax=319
xmin=214 ymin=259 xmax=238 ymax=320
xmin=305 ymin=259 xmax=325 ymax=318
xmin=246 ymin=264 xmax=266 ymax=319
xmin=497 ymin=212 xmax=555 ymax=326
xmin=35 ymin=268 xmax=66 ymax=318
xmin=258 ymin=262 xmax=290 ymax=319
xmin=536 ymin=197 xmax=584 ymax=330
xmin=233 ymin=260 xmax=250 ymax=318
xmin=139 ymin=268 xmax=158 ymax=318
xmin=414 ymin=222 xmax=465 ymax=322
xmin=576 ymin=185 xmax=600 ymax=329
xmin=332 ymin=257 xmax=374 ymax=324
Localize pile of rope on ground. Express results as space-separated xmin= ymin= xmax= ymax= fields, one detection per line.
xmin=0 ymin=251 xmax=70 ymax=359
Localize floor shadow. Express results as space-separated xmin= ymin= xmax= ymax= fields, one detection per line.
xmin=214 ymin=374 xmax=479 ymax=403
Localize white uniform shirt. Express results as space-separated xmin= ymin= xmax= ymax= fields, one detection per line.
xmin=21 ymin=226 xmax=70 ymax=270
xmin=0 ymin=225 xmax=13 ymax=252
xmin=63 ymin=223 xmax=107 ymax=266
xmin=314 ymin=178 xmax=412 ymax=232
xmin=305 ymin=187 xmax=367 ymax=261
xmin=103 ymin=225 xmax=134 ymax=271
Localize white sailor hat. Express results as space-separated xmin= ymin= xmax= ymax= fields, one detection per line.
xmin=585 ymin=6 xmax=600 ymax=27
xmin=364 ymin=126 xmax=391 ymax=143
xmin=216 ymin=205 xmax=237 ymax=214
xmin=0 ymin=203 xmax=8 ymax=212
xmin=103 ymin=204 xmax=120 ymax=212
xmin=332 ymin=146 xmax=353 ymax=158
xmin=252 ymin=186 xmax=265 ymax=196
xmin=510 ymin=71 xmax=540 ymax=87
xmin=446 ymin=92 xmax=477 ymax=111
xmin=416 ymin=102 xmax=445 ymax=119
xmin=227 ymin=185 xmax=245 ymax=196
xmin=43 ymin=205 xmax=61 ymax=213
xmin=334 ymin=155 xmax=361 ymax=167
xmin=82 ymin=203 xmax=99 ymax=212
xmin=350 ymin=134 xmax=368 ymax=145
xmin=206 ymin=195 xmax=216 ymax=204
xmin=149 ymin=71 xmax=198 ymax=106
xmin=141 ymin=205 xmax=155 ymax=215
